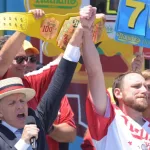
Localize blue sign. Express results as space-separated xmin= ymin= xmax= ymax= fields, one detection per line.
xmin=115 ymin=0 xmax=150 ymax=48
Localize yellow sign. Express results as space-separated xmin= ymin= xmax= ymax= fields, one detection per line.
xmin=0 ymin=12 xmax=79 ymax=42
xmin=24 ymin=0 xmax=81 ymax=14
xmin=0 ymin=12 xmax=107 ymax=55
xmin=40 ymin=17 xmax=60 ymax=40
xmin=126 ymin=0 xmax=146 ymax=29
xmin=0 ymin=30 xmax=3 ymax=36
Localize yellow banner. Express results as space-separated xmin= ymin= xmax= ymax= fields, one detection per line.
xmin=0 ymin=30 xmax=3 ymax=36
xmin=24 ymin=0 xmax=81 ymax=15
xmin=0 ymin=12 xmax=108 ymax=51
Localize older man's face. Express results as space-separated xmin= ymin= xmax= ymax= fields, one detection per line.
xmin=0 ymin=93 xmax=28 ymax=128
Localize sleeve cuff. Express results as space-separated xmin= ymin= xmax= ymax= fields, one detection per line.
xmin=14 ymin=139 xmax=30 ymax=150
xmin=63 ymin=43 xmax=80 ymax=62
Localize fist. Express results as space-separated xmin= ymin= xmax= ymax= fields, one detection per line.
xmin=28 ymin=9 xmax=45 ymax=19
xmin=21 ymin=124 xmax=39 ymax=144
xmin=80 ymin=5 xmax=97 ymax=29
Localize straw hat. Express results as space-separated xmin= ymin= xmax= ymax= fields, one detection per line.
xmin=0 ymin=77 xmax=35 ymax=101
xmin=23 ymin=40 xmax=39 ymax=54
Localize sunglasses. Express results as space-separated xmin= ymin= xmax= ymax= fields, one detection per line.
xmin=14 ymin=55 xmax=37 ymax=64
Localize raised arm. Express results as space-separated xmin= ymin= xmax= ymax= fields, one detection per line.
xmin=0 ymin=32 xmax=26 ymax=77
xmin=0 ymin=9 xmax=45 ymax=77
xmin=36 ymin=24 xmax=83 ymax=132
xmin=81 ymin=6 xmax=107 ymax=115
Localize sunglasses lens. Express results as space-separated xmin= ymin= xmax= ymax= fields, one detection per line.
xmin=29 ymin=56 xmax=37 ymax=63
xmin=15 ymin=56 xmax=37 ymax=64
xmin=15 ymin=56 xmax=25 ymax=64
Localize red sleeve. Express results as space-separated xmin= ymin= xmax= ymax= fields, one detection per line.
xmin=55 ymin=96 xmax=76 ymax=128
xmin=81 ymin=129 xmax=96 ymax=150
xmin=24 ymin=62 xmax=58 ymax=104
xmin=86 ymin=93 xmax=115 ymax=141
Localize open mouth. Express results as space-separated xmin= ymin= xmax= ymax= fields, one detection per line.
xmin=17 ymin=113 xmax=25 ymax=119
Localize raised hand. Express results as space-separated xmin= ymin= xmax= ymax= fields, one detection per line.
xmin=28 ymin=9 xmax=45 ymax=19
xmin=80 ymin=5 xmax=97 ymax=29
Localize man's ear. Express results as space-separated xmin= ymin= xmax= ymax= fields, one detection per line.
xmin=0 ymin=113 xmax=3 ymax=119
xmin=114 ymin=88 xmax=123 ymax=100
xmin=0 ymin=103 xmax=3 ymax=119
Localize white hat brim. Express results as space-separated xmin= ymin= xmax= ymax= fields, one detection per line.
xmin=0 ymin=88 xmax=35 ymax=102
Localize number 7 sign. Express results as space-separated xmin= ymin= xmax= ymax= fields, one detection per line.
xmin=126 ymin=0 xmax=145 ymax=29
xmin=115 ymin=0 xmax=150 ymax=48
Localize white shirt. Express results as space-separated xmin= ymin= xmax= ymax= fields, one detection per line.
xmin=86 ymin=98 xmax=150 ymax=150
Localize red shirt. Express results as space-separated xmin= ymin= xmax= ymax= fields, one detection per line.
xmin=81 ymin=129 xmax=95 ymax=150
xmin=1 ymin=61 xmax=76 ymax=150
xmin=1 ymin=62 xmax=58 ymax=109
xmin=46 ymin=96 xmax=76 ymax=150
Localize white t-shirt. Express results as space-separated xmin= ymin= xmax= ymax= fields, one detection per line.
xmin=86 ymin=96 xmax=150 ymax=150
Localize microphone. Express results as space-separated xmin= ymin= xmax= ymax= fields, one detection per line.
xmin=25 ymin=116 xmax=37 ymax=149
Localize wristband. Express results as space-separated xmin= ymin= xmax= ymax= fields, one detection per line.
xmin=63 ymin=43 xmax=80 ymax=62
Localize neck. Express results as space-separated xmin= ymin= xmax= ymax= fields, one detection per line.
xmin=6 ymin=70 xmax=23 ymax=78
xmin=120 ymin=103 xmax=145 ymax=126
